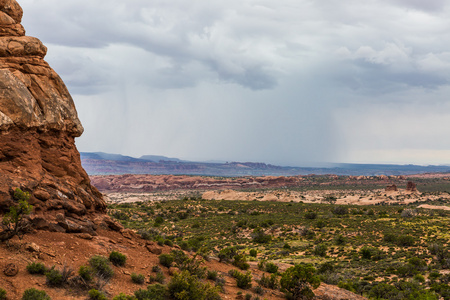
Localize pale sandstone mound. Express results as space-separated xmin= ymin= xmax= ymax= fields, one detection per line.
xmin=0 ymin=0 xmax=106 ymax=233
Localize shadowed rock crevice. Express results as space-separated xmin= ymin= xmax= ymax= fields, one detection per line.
xmin=0 ymin=0 xmax=106 ymax=233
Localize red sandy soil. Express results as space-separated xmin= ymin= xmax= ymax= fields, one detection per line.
xmin=0 ymin=228 xmax=365 ymax=300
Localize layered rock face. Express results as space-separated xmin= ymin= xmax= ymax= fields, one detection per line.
xmin=0 ymin=0 xmax=106 ymax=232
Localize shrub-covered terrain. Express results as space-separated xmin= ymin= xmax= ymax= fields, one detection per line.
xmin=108 ymin=194 xmax=450 ymax=299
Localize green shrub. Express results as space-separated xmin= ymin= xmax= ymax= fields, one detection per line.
xmin=22 ymin=288 xmax=51 ymax=300
xmin=334 ymin=234 xmax=346 ymax=245
xmin=360 ymin=247 xmax=372 ymax=260
xmin=27 ymin=262 xmax=47 ymax=274
xmin=252 ymin=228 xmax=272 ymax=244
xmin=332 ymin=206 xmax=348 ymax=215
xmin=218 ymin=246 xmax=238 ymax=262
xmin=249 ymin=249 xmax=257 ymax=257
xmin=89 ymin=255 xmax=114 ymax=279
xmin=113 ymin=293 xmax=137 ymax=300
xmin=152 ymin=265 xmax=162 ymax=273
xmin=369 ymin=283 xmax=399 ymax=299
xmin=159 ymin=253 xmax=174 ymax=268
xmin=88 ymin=289 xmax=108 ymax=300
xmin=135 ymin=284 xmax=167 ymax=300
xmin=280 ymin=264 xmax=320 ymax=300
xmin=265 ymin=262 xmax=279 ymax=274
xmin=131 ymin=273 xmax=145 ymax=284
xmin=397 ymin=235 xmax=415 ymax=247
xmin=109 ymin=251 xmax=127 ymax=267
xmin=233 ymin=253 xmax=250 ymax=270
xmin=167 ymin=270 xmax=221 ymax=299
xmin=1 ymin=188 xmax=33 ymax=241
xmin=154 ymin=216 xmax=164 ymax=226
xmin=304 ymin=211 xmax=317 ymax=219
xmin=254 ymin=285 xmax=265 ymax=295
xmin=230 ymin=270 xmax=253 ymax=289
xmin=79 ymin=265 xmax=94 ymax=282
xmin=0 ymin=288 xmax=5 ymax=300
xmin=45 ymin=268 xmax=64 ymax=287
xmin=313 ymin=243 xmax=328 ymax=257
xmin=207 ymin=270 xmax=218 ymax=281
xmin=259 ymin=273 xmax=279 ymax=289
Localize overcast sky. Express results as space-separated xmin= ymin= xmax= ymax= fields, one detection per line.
xmin=19 ymin=0 xmax=450 ymax=166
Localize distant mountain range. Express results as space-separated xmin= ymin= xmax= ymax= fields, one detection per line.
xmin=79 ymin=152 xmax=450 ymax=176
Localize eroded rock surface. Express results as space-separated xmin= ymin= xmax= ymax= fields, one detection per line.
xmin=0 ymin=0 xmax=106 ymax=231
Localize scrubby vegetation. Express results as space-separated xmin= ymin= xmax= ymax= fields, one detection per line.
xmin=1 ymin=188 xmax=33 ymax=241
xmin=108 ymin=193 xmax=450 ymax=299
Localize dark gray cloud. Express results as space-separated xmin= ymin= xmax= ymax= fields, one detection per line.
xmin=17 ymin=0 xmax=450 ymax=165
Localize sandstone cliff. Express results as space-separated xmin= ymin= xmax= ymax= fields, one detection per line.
xmin=0 ymin=0 xmax=106 ymax=233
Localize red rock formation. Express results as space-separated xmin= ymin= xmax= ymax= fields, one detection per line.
xmin=0 ymin=0 xmax=106 ymax=232
xmin=406 ymin=181 xmax=417 ymax=192
xmin=385 ymin=184 xmax=398 ymax=192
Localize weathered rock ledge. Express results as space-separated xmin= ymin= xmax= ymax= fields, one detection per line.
xmin=0 ymin=0 xmax=106 ymax=233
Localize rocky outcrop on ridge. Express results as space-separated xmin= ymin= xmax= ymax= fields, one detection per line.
xmin=0 ymin=0 xmax=106 ymax=232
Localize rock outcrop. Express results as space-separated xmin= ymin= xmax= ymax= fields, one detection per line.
xmin=385 ymin=184 xmax=398 ymax=192
xmin=406 ymin=181 xmax=417 ymax=192
xmin=0 ymin=0 xmax=106 ymax=231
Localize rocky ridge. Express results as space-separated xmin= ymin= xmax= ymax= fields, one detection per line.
xmin=0 ymin=0 xmax=106 ymax=233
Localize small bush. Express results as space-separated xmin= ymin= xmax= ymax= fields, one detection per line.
xmin=230 ymin=270 xmax=253 ymax=289
xmin=134 ymin=284 xmax=167 ymax=300
xmin=167 ymin=270 xmax=221 ymax=299
xmin=249 ymin=249 xmax=257 ymax=257
xmin=154 ymin=216 xmax=164 ymax=226
xmin=397 ymin=235 xmax=415 ymax=247
xmin=334 ymin=234 xmax=346 ymax=245
xmin=218 ymin=246 xmax=238 ymax=262
xmin=109 ymin=251 xmax=127 ymax=267
xmin=0 ymin=289 xmax=5 ymax=300
xmin=152 ymin=265 xmax=162 ymax=273
xmin=45 ymin=268 xmax=64 ymax=287
xmin=360 ymin=247 xmax=373 ymax=260
xmin=254 ymin=285 xmax=265 ymax=295
xmin=79 ymin=265 xmax=94 ymax=282
xmin=131 ymin=273 xmax=145 ymax=284
xmin=305 ymin=211 xmax=317 ymax=219
xmin=259 ymin=273 xmax=279 ymax=289
xmin=265 ymin=262 xmax=279 ymax=274
xmin=252 ymin=228 xmax=272 ymax=244
xmin=27 ymin=262 xmax=47 ymax=275
xmin=159 ymin=253 xmax=174 ymax=268
xmin=155 ymin=271 xmax=165 ymax=284
xmin=401 ymin=209 xmax=417 ymax=218
xmin=314 ymin=243 xmax=328 ymax=257
xmin=88 ymin=289 xmax=108 ymax=300
xmin=1 ymin=188 xmax=33 ymax=241
xmin=89 ymin=255 xmax=114 ymax=280
xmin=280 ymin=264 xmax=320 ymax=300
xmin=22 ymin=288 xmax=51 ymax=300
xmin=113 ymin=293 xmax=137 ymax=300
xmin=233 ymin=253 xmax=250 ymax=270
xmin=332 ymin=206 xmax=348 ymax=215
xmin=207 ymin=270 xmax=218 ymax=281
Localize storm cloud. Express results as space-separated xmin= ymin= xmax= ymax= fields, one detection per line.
xmin=18 ymin=0 xmax=450 ymax=165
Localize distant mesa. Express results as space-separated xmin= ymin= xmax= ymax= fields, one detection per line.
xmin=0 ymin=1 xmax=107 ymax=233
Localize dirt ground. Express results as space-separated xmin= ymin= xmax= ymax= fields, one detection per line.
xmin=0 ymin=223 xmax=367 ymax=300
